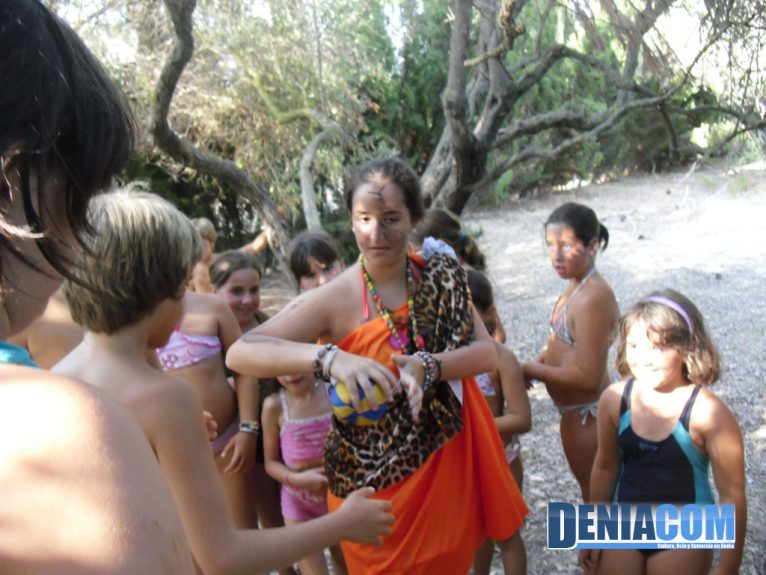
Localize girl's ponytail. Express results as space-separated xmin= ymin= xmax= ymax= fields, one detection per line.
xmin=598 ymin=222 xmax=610 ymax=251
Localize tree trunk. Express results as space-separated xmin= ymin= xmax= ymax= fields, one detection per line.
xmin=151 ymin=0 xmax=290 ymax=261
xmin=299 ymin=124 xmax=339 ymax=231
xmin=422 ymin=0 xmax=688 ymax=213
xmin=423 ymin=0 xmax=529 ymax=213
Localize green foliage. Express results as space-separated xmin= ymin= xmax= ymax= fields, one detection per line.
xmin=494 ymin=170 xmax=515 ymax=202
xmin=490 ymin=3 xmax=732 ymax=198
xmin=595 ymin=82 xmax=723 ymax=175
xmin=64 ymin=0 xmax=408 ymax=246
xmin=58 ymin=0 xmax=760 ymax=237
xmin=360 ymin=0 xmax=451 ymax=171
xmin=124 ymin=154 xmax=259 ymax=251
xmin=728 ymin=173 xmax=750 ymax=195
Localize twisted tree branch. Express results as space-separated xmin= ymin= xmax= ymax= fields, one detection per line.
xmin=151 ymin=0 xmax=290 ymax=260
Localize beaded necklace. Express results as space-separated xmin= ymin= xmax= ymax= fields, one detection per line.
xmin=360 ymin=255 xmax=425 ymax=353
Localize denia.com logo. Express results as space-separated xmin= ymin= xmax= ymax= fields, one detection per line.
xmin=547 ymin=503 xmax=735 ymax=550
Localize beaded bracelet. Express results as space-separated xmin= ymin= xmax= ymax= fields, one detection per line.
xmin=417 ymin=353 xmax=432 ymax=391
xmin=239 ymin=420 xmax=260 ymax=435
xmin=313 ymin=343 xmax=335 ymax=380
xmin=413 ymin=351 xmax=441 ymax=391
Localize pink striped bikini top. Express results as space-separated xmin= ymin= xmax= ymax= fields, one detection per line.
xmin=157 ymin=330 xmax=222 ymax=371
xmin=279 ymin=389 xmax=332 ymax=468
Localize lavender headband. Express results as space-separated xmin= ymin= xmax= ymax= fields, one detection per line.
xmin=642 ymin=296 xmax=694 ymax=337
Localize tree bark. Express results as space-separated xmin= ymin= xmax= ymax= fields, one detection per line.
xmin=151 ymin=0 xmax=290 ymax=260
xmin=422 ymin=0 xmax=687 ymax=213
xmin=440 ymin=0 xmax=484 ymax=214
xmin=299 ymin=118 xmax=341 ymax=231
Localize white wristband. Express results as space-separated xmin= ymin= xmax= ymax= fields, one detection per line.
xmin=322 ymin=346 xmax=340 ymax=378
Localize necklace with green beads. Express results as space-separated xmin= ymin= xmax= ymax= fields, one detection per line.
xmin=360 ymin=255 xmax=424 ymax=352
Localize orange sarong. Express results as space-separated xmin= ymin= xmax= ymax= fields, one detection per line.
xmin=327 ymin=308 xmax=529 ymax=575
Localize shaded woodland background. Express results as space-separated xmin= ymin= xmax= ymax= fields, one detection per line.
xmin=50 ymin=0 xmax=765 ymax=262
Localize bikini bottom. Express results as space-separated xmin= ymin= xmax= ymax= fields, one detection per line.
xmin=555 ymin=401 xmax=598 ymax=426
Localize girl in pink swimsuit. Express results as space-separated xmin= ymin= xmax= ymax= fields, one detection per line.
xmin=157 ymin=291 xmax=261 ymax=531
xmin=210 ymin=250 xmax=297 ymax=575
xmin=262 ymin=372 xmax=347 ymax=575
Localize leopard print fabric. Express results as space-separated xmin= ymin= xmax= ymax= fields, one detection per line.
xmin=325 ymin=254 xmax=474 ymax=498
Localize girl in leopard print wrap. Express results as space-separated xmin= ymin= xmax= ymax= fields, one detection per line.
xmin=228 ymin=158 xmax=528 ymax=574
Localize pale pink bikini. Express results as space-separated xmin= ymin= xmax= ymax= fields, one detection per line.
xmin=278 ymin=389 xmax=333 ymax=521
xmin=157 ymin=330 xmax=237 ymax=455
xmin=157 ymin=330 xmax=222 ymax=370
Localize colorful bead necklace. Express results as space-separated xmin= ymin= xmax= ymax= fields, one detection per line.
xmin=360 ymin=255 xmax=425 ymax=352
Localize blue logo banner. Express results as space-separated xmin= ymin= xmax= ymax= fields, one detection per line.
xmin=547 ymin=503 xmax=735 ymax=550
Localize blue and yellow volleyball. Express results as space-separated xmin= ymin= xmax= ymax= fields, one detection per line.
xmin=329 ymin=379 xmax=390 ymax=426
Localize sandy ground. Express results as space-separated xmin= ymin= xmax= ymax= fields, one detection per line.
xmin=464 ymin=160 xmax=765 ymax=575
xmin=261 ymin=160 xmax=765 ymax=574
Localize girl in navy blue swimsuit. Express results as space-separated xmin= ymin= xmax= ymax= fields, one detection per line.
xmin=582 ymin=289 xmax=746 ymax=575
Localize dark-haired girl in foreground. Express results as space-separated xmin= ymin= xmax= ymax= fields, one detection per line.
xmin=0 ymin=1 xmax=195 ymax=571
xmin=523 ymin=202 xmax=620 ymax=501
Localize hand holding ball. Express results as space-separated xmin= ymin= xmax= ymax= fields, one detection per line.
xmin=329 ymin=379 xmax=390 ymax=426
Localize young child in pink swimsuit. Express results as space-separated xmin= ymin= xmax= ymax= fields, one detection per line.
xmin=262 ymin=372 xmax=347 ymax=575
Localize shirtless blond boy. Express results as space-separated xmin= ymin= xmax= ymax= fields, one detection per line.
xmin=55 ymin=190 xmax=393 ymax=574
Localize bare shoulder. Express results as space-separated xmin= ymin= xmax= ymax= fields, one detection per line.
xmin=58 ymin=349 xmax=199 ymax=413
xmin=326 ymin=264 xmax=360 ymax=303
xmin=256 ymin=263 xmax=360 ymax=341
xmin=125 ymin=365 xmax=205 ymax=438
xmin=261 ymin=280 xmax=320 ymax=320
xmin=141 ymin=368 xmax=212 ymax=434
xmin=598 ymin=380 xmax=626 ymax=417
xmin=6 ymin=327 xmax=28 ymax=349
xmin=261 ymin=392 xmax=284 ymax=425
xmin=579 ymin=275 xmax=619 ymax=311
xmin=140 ymin=368 xmax=202 ymax=413
xmin=603 ymin=379 xmax=627 ymax=397
xmin=322 ymin=263 xmax=364 ymax=336
xmin=572 ymin=277 xmax=620 ymax=341
xmin=691 ymin=386 xmax=741 ymax=434
xmin=263 ymin=390 xmax=282 ymax=412
xmin=0 ymin=368 xmax=162 ymax=479
xmin=182 ymin=292 xmax=233 ymax=333
xmin=187 ymin=291 xmax=228 ymax=314
xmin=0 ymin=367 xmax=195 ymax=574
xmin=290 ymin=265 xmax=357 ymax=312
xmin=0 ymin=366 xmax=126 ymax=443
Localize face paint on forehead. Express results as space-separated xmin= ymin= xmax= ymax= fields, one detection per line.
xmin=367 ymin=179 xmax=405 ymax=209
xmin=363 ymin=181 xmax=387 ymax=201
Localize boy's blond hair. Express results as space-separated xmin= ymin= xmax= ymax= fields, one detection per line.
xmin=66 ymin=189 xmax=202 ymax=334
